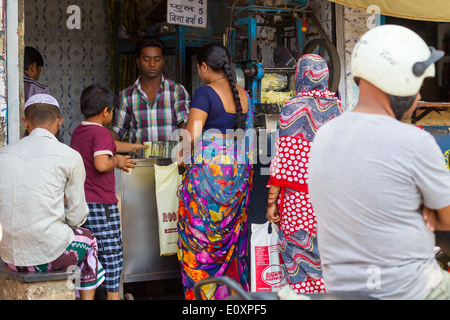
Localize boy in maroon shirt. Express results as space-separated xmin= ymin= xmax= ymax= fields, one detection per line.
xmin=71 ymin=85 xmax=146 ymax=300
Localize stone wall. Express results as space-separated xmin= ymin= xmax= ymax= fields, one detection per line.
xmin=0 ymin=278 xmax=75 ymax=300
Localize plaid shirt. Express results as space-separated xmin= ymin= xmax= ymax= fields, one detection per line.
xmin=111 ymin=75 xmax=190 ymax=143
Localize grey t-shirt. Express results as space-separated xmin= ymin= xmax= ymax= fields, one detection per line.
xmin=308 ymin=111 xmax=450 ymax=300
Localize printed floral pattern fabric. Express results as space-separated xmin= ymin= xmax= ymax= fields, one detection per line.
xmin=7 ymin=227 xmax=105 ymax=291
xmin=177 ymin=92 xmax=254 ymax=300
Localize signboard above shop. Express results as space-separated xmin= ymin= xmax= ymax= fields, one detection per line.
xmin=167 ymin=0 xmax=207 ymax=28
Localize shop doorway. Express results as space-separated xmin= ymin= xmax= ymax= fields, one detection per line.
xmin=385 ymin=16 xmax=450 ymax=103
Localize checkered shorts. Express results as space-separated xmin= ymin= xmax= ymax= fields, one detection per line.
xmin=85 ymin=202 xmax=123 ymax=292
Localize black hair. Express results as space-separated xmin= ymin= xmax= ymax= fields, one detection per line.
xmin=196 ymin=43 xmax=246 ymax=130
xmin=24 ymin=46 xmax=44 ymax=71
xmin=25 ymin=104 xmax=59 ymax=125
xmin=388 ymin=94 xmax=418 ymax=120
xmin=135 ymin=37 xmax=165 ymax=59
xmin=80 ymin=84 xmax=116 ymax=119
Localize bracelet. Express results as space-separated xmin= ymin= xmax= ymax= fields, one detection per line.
xmin=266 ymin=202 xmax=277 ymax=209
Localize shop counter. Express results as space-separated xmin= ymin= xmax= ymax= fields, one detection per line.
xmin=115 ymin=158 xmax=181 ymax=289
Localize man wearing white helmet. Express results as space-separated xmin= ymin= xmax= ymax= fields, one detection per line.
xmin=308 ymin=25 xmax=450 ymax=299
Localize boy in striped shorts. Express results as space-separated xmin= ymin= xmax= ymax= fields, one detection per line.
xmin=71 ymin=85 xmax=146 ymax=299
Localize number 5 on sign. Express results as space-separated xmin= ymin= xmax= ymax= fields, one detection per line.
xmin=167 ymin=0 xmax=207 ymax=29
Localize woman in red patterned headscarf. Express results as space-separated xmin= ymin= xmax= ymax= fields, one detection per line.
xmin=266 ymin=54 xmax=343 ymax=294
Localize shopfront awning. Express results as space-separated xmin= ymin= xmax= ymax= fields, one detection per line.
xmin=328 ymin=0 xmax=450 ymax=22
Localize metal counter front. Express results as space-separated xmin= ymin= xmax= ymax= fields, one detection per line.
xmin=115 ymin=158 xmax=181 ymax=285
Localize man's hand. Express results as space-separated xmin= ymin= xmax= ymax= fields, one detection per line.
xmin=129 ymin=143 xmax=148 ymax=156
xmin=422 ymin=205 xmax=438 ymax=232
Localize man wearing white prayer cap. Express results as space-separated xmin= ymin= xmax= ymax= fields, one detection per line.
xmin=0 ymin=93 xmax=105 ymax=299
xmin=23 ymin=93 xmax=64 ymax=142
xmin=21 ymin=93 xmax=62 ymax=135
xmin=24 ymin=92 xmax=59 ymax=109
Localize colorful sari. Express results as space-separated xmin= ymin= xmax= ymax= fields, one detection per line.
xmin=177 ymin=92 xmax=254 ymax=300
xmin=269 ymin=54 xmax=343 ymax=294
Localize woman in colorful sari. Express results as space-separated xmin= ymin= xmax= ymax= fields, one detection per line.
xmin=266 ymin=54 xmax=343 ymax=294
xmin=177 ymin=43 xmax=254 ymax=300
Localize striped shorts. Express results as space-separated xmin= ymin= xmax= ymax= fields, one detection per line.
xmin=85 ymin=202 xmax=123 ymax=292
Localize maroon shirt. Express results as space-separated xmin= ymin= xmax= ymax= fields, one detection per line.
xmin=70 ymin=122 xmax=118 ymax=204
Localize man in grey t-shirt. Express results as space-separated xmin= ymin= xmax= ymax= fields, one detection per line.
xmin=308 ymin=25 xmax=450 ymax=299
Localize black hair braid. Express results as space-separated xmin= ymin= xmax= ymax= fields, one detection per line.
xmin=197 ymin=43 xmax=247 ymax=130
xmin=223 ymin=61 xmax=246 ymax=130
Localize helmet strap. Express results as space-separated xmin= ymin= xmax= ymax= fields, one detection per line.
xmin=387 ymin=94 xmax=418 ymax=120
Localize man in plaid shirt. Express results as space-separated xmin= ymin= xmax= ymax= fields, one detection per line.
xmin=111 ymin=37 xmax=190 ymax=143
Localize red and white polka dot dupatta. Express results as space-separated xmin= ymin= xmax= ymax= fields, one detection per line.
xmin=269 ymin=135 xmax=316 ymax=235
xmin=268 ymin=135 xmax=326 ymax=294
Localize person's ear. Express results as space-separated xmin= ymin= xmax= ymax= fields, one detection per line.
xmin=26 ymin=62 xmax=42 ymax=81
xmin=102 ymin=107 xmax=110 ymax=117
xmin=56 ymin=116 xmax=63 ymax=129
xmin=201 ymin=62 xmax=208 ymax=73
xmin=30 ymin=62 xmax=38 ymax=74
xmin=22 ymin=117 xmax=30 ymax=131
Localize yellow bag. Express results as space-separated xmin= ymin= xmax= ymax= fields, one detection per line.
xmin=154 ymin=162 xmax=182 ymax=256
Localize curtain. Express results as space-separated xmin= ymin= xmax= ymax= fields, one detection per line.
xmin=328 ymin=0 xmax=450 ymax=22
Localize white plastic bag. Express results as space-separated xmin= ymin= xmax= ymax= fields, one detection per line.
xmin=251 ymin=221 xmax=288 ymax=292
xmin=154 ymin=162 xmax=182 ymax=256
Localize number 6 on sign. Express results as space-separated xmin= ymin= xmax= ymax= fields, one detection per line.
xmin=167 ymin=0 xmax=207 ymax=29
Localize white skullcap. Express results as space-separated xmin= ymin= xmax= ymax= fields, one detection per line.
xmin=25 ymin=94 xmax=60 ymax=110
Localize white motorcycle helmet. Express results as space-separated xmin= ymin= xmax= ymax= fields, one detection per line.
xmin=351 ymin=24 xmax=444 ymax=119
